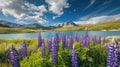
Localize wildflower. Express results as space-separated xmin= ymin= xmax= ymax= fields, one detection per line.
xmin=74 ymin=32 xmax=79 ymax=42
xmin=38 ymin=32 xmax=42 ymax=47
xmin=69 ymin=36 xmax=74 ymax=49
xmin=41 ymin=39 xmax=46 ymax=56
xmin=21 ymin=41 xmax=27 ymax=57
xmin=54 ymin=32 xmax=59 ymax=49
xmin=92 ymin=36 xmax=97 ymax=45
xmin=72 ymin=46 xmax=78 ymax=67
xmin=51 ymin=43 xmax=58 ymax=64
xmin=62 ymin=32 xmax=66 ymax=49
xmin=47 ymin=39 xmax=52 ymax=52
xmin=107 ymin=38 xmax=118 ymax=67
xmin=10 ymin=46 xmax=20 ymax=67
xmin=82 ymin=28 xmax=90 ymax=47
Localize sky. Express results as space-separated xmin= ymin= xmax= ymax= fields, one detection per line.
xmin=0 ymin=0 xmax=120 ymax=26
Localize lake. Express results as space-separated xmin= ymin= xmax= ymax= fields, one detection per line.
xmin=0 ymin=31 xmax=120 ymax=38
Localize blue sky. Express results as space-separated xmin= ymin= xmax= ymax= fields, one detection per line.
xmin=0 ymin=0 xmax=120 ymax=26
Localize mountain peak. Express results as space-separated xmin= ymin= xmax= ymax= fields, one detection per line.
xmin=53 ymin=21 xmax=78 ymax=28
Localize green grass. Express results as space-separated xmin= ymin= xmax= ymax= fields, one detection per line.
xmin=0 ymin=20 xmax=120 ymax=34
xmin=0 ymin=38 xmax=39 ymax=67
xmin=0 ymin=27 xmax=49 ymax=34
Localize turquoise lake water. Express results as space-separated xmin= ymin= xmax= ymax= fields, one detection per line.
xmin=0 ymin=31 xmax=120 ymax=38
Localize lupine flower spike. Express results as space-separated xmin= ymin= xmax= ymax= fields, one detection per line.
xmin=62 ymin=32 xmax=66 ymax=49
xmin=107 ymin=38 xmax=119 ymax=67
xmin=69 ymin=36 xmax=73 ymax=49
xmin=52 ymin=43 xmax=58 ymax=65
xmin=10 ymin=45 xmax=20 ymax=67
xmin=82 ymin=28 xmax=90 ymax=47
xmin=38 ymin=32 xmax=42 ymax=47
xmin=92 ymin=35 xmax=98 ymax=45
xmin=47 ymin=39 xmax=52 ymax=52
xmin=72 ymin=45 xmax=78 ymax=67
xmin=66 ymin=36 xmax=68 ymax=48
xmin=21 ymin=41 xmax=27 ymax=58
xmin=54 ymin=32 xmax=59 ymax=50
xmin=74 ymin=32 xmax=79 ymax=42
xmin=42 ymin=39 xmax=46 ymax=56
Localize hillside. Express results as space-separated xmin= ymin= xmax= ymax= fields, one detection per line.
xmin=53 ymin=20 xmax=120 ymax=31
xmin=0 ymin=24 xmax=10 ymax=27
xmin=0 ymin=27 xmax=49 ymax=34
xmin=0 ymin=20 xmax=23 ymax=27
xmin=0 ymin=20 xmax=119 ymax=33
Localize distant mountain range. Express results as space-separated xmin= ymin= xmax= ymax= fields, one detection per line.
xmin=52 ymin=21 xmax=78 ymax=28
xmin=0 ymin=20 xmax=46 ymax=28
xmin=0 ymin=20 xmax=23 ymax=27
xmin=0 ymin=20 xmax=78 ymax=29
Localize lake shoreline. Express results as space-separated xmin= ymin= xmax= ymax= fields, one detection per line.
xmin=0 ymin=30 xmax=120 ymax=34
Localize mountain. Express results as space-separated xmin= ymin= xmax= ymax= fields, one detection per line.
xmin=0 ymin=20 xmax=78 ymax=29
xmin=53 ymin=21 xmax=78 ymax=28
xmin=24 ymin=23 xmax=46 ymax=29
xmin=0 ymin=20 xmax=46 ymax=29
xmin=0 ymin=20 xmax=23 ymax=27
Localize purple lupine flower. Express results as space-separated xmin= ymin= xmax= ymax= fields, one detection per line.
xmin=82 ymin=28 xmax=90 ymax=47
xmin=79 ymin=37 xmax=82 ymax=42
xmin=10 ymin=46 xmax=20 ymax=67
xmin=74 ymin=32 xmax=79 ymax=42
xmin=69 ymin=36 xmax=74 ymax=49
xmin=72 ymin=46 xmax=78 ymax=67
xmin=21 ymin=41 xmax=27 ymax=58
xmin=107 ymin=39 xmax=118 ymax=67
xmin=52 ymin=43 xmax=58 ymax=64
xmin=54 ymin=32 xmax=59 ymax=44
xmin=38 ymin=32 xmax=42 ymax=47
xmin=84 ymin=27 xmax=89 ymax=38
xmin=82 ymin=37 xmax=90 ymax=46
xmin=41 ymin=39 xmax=46 ymax=56
xmin=66 ymin=36 xmax=68 ymax=48
xmin=62 ymin=32 xmax=66 ymax=49
xmin=92 ymin=36 xmax=97 ymax=45
xmin=97 ymin=36 xmax=101 ymax=44
xmin=85 ymin=37 xmax=90 ymax=46
xmin=54 ymin=32 xmax=59 ymax=49
xmin=47 ymin=39 xmax=52 ymax=52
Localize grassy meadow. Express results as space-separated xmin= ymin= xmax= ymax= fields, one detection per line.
xmin=0 ymin=36 xmax=119 ymax=67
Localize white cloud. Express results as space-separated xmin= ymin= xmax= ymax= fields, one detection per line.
xmin=45 ymin=0 xmax=69 ymax=19
xmin=74 ymin=14 xmax=120 ymax=24
xmin=84 ymin=0 xmax=96 ymax=10
xmin=0 ymin=0 xmax=47 ymax=24
xmin=81 ymin=6 xmax=108 ymax=20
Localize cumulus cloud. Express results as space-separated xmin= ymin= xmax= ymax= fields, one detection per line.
xmin=74 ymin=14 xmax=120 ymax=24
xmin=84 ymin=0 xmax=96 ymax=10
xmin=45 ymin=0 xmax=69 ymax=19
xmin=0 ymin=0 xmax=47 ymax=24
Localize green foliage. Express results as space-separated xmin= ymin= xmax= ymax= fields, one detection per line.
xmin=20 ymin=41 xmax=108 ymax=67
xmin=21 ymin=49 xmax=52 ymax=67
